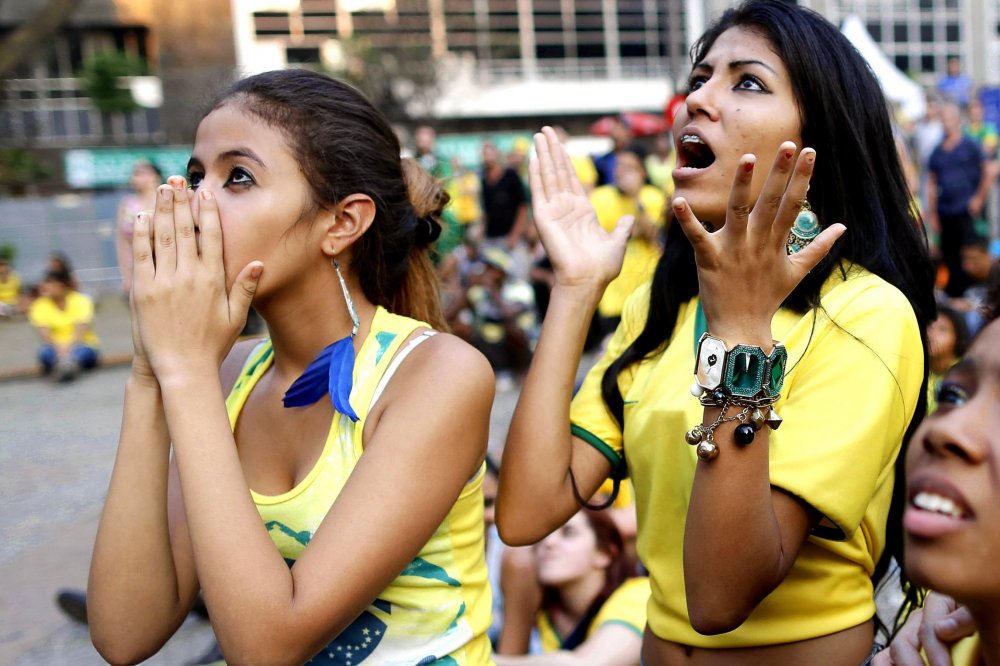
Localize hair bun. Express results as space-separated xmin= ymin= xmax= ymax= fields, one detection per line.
xmin=414 ymin=213 xmax=442 ymax=247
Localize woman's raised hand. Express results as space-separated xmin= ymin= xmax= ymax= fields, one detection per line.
xmin=673 ymin=142 xmax=845 ymax=346
xmin=529 ymin=127 xmax=633 ymax=292
xmin=131 ymin=178 xmax=262 ymax=382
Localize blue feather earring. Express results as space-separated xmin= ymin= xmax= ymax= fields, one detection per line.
xmin=282 ymin=257 xmax=361 ymax=421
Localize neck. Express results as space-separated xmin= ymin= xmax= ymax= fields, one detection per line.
xmin=554 ymin=571 xmax=606 ymax=623
xmin=254 ymin=268 xmax=377 ymax=387
xmin=968 ymin=603 xmax=999 ymax=665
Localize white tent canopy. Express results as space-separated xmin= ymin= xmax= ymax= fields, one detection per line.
xmin=841 ymin=14 xmax=926 ymax=121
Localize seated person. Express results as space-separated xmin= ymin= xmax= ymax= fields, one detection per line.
xmin=28 ymin=269 xmax=100 ymax=380
xmin=0 ymin=257 xmax=22 ymax=317
xmin=494 ymin=510 xmax=648 ymax=666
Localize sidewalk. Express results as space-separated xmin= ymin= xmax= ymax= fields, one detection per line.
xmin=0 ymin=296 xmax=134 ymax=380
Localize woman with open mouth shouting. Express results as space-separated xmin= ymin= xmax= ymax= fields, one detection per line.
xmin=497 ymin=1 xmax=936 ymax=663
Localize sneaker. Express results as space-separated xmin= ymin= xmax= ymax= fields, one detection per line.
xmin=55 ymin=356 xmax=79 ymax=382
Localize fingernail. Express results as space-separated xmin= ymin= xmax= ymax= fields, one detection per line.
xmin=251 ymin=264 xmax=263 ymax=279
xmin=169 ymin=176 xmax=185 ymax=189
xmin=805 ymin=150 xmax=816 ymax=164
xmin=200 ymin=190 xmax=212 ymax=200
xmin=743 ymin=160 xmax=755 ymax=173
xmin=136 ymin=212 xmax=147 ymax=225
xmin=784 ymin=150 xmax=794 ymax=161
xmin=160 ymin=187 xmax=172 ymax=201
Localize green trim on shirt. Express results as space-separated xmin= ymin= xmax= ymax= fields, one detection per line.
xmin=597 ymin=618 xmax=645 ymax=638
xmin=571 ymin=424 xmax=621 ymax=469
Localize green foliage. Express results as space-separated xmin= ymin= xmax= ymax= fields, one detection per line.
xmin=0 ymin=243 xmax=16 ymax=263
xmin=333 ymin=37 xmax=438 ymax=123
xmin=0 ymin=148 xmax=49 ymax=195
xmin=79 ymin=51 xmax=147 ymax=114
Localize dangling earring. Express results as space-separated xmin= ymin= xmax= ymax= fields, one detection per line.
xmin=786 ymin=200 xmax=820 ymax=255
xmin=282 ymin=256 xmax=360 ymax=421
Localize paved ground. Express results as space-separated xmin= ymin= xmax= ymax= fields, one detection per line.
xmin=0 ymin=299 xmax=520 ymax=664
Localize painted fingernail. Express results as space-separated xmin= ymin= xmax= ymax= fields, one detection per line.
xmin=200 ymin=189 xmax=212 ymax=200
xmin=160 ymin=187 xmax=172 ymax=201
xmin=168 ymin=176 xmax=185 ymax=189
xmin=784 ymin=149 xmax=794 ymax=161
xmin=743 ymin=161 xmax=755 ymax=173
xmin=136 ymin=212 xmax=148 ymax=225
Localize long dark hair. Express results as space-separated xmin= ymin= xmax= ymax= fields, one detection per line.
xmin=209 ymin=69 xmax=447 ymax=330
xmin=599 ymin=0 xmax=935 ymax=609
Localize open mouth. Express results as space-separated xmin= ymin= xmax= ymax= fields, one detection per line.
xmin=904 ymin=476 xmax=975 ymax=539
xmin=910 ymin=491 xmax=970 ymax=520
xmin=677 ymin=132 xmax=716 ymax=170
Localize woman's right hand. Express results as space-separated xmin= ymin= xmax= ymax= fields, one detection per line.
xmin=529 ymin=127 xmax=633 ymax=292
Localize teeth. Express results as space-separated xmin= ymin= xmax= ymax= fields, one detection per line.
xmin=681 ymin=134 xmax=704 ymax=145
xmin=913 ymin=491 xmax=964 ymax=518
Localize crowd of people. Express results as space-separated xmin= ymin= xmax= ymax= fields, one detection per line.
xmin=1 ymin=0 xmax=997 ymax=663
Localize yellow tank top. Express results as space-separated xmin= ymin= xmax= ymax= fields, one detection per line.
xmin=225 ymin=306 xmax=493 ymax=665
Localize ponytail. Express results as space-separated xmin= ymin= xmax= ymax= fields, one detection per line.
xmin=391 ymin=158 xmax=449 ymax=331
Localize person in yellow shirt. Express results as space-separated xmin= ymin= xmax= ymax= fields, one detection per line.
xmin=588 ymin=151 xmax=666 ymax=334
xmin=494 ymin=509 xmax=648 ymax=666
xmin=498 ymin=2 xmax=936 ymax=662
xmin=0 ymin=257 xmax=22 ymax=317
xmin=28 ymin=269 xmax=100 ymax=380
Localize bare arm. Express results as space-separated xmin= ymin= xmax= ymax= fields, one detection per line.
xmin=497 ymin=128 xmax=633 ymax=546
xmin=672 ymin=143 xmax=845 ymax=633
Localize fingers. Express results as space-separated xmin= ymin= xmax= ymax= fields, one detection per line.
xmin=610 ymin=214 xmax=636 ymax=248
xmin=528 ymin=154 xmax=544 ymax=211
xmin=749 ymin=141 xmax=798 ymax=238
xmin=672 ymin=197 xmax=712 ymax=253
xmin=558 ymin=137 xmax=586 ymax=198
xmin=153 ymin=185 xmax=177 ymax=273
xmin=934 ymin=606 xmax=975 ymax=642
xmin=229 ymin=262 xmax=263 ymax=325
xmin=770 ymin=147 xmax=816 ymax=250
xmin=168 ymin=177 xmax=199 ymax=269
xmin=541 ymin=126 xmax=572 ymax=193
xmin=196 ymin=189 xmax=224 ymax=270
xmin=533 ymin=131 xmax=558 ymax=201
xmin=786 ymin=223 xmax=845 ymax=278
xmin=726 ymin=154 xmax=757 ymax=236
xmin=132 ymin=212 xmax=154 ymax=282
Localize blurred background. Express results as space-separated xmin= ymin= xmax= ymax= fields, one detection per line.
xmin=1 ymin=0 xmax=999 ymax=663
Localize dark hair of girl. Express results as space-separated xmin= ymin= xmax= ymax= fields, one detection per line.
xmin=539 ymin=510 xmax=635 ymax=643
xmin=936 ymin=304 xmax=972 ymax=361
xmin=210 ymin=69 xmax=447 ymax=330
xmin=598 ymin=0 xmax=936 ymax=619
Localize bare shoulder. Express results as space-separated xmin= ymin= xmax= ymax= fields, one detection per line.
xmin=404 ymin=331 xmax=494 ymax=389
xmin=376 ymin=331 xmax=495 ymax=420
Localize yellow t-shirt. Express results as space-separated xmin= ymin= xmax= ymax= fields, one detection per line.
xmin=950 ymin=634 xmax=981 ymax=665
xmin=538 ymin=577 xmax=650 ymax=651
xmin=28 ymin=291 xmax=99 ymax=346
xmin=0 ymin=271 xmax=20 ymax=306
xmin=226 ymin=307 xmax=493 ymax=665
xmin=569 ymin=265 xmax=923 ymax=647
xmin=589 ymin=184 xmax=666 ymax=319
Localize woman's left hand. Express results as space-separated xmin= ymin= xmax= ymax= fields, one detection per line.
xmin=672 ymin=142 xmax=845 ymax=347
xmin=131 ymin=178 xmax=262 ymax=383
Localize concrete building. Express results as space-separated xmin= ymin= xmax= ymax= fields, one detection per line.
xmin=0 ymin=0 xmax=236 ymax=149
xmin=232 ymin=0 xmax=690 ymax=126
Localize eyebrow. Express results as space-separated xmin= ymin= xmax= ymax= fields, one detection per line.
xmin=186 ymin=147 xmax=267 ymax=173
xmin=692 ymin=59 xmax=778 ymax=75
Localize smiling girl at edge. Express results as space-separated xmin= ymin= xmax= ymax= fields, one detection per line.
xmin=88 ymin=70 xmax=494 ymax=665
xmin=496 ymin=1 xmax=935 ymax=663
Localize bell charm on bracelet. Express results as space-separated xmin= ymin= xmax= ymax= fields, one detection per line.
xmin=786 ymin=200 xmax=820 ymax=254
